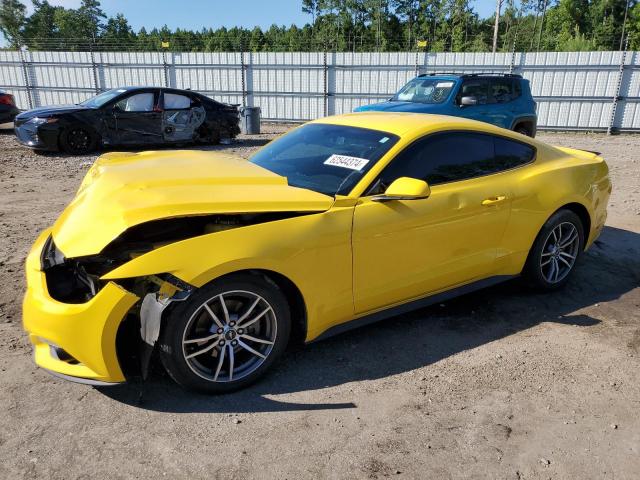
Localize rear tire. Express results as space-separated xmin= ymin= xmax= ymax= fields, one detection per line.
xmin=514 ymin=124 xmax=531 ymax=137
xmin=523 ymin=209 xmax=585 ymax=291
xmin=159 ymin=273 xmax=291 ymax=393
xmin=60 ymin=124 xmax=98 ymax=154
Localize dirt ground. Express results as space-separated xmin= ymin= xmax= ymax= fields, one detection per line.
xmin=0 ymin=124 xmax=638 ymax=480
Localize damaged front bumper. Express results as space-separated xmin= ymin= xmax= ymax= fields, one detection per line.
xmin=23 ymin=230 xmax=139 ymax=384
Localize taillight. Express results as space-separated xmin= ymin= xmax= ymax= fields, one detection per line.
xmin=0 ymin=94 xmax=15 ymax=107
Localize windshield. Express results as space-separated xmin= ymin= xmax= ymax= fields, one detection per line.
xmin=80 ymin=89 xmax=125 ymax=108
xmin=392 ymin=78 xmax=455 ymax=104
xmin=250 ymin=124 xmax=399 ymax=196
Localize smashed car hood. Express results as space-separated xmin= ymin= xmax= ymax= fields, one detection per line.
xmin=52 ymin=150 xmax=334 ymax=258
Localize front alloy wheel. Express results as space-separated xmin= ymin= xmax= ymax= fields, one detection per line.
xmin=159 ymin=274 xmax=290 ymax=393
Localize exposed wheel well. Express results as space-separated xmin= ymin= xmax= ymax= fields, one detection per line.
xmin=513 ymin=120 xmax=534 ymax=136
xmin=557 ymin=203 xmax=591 ymax=248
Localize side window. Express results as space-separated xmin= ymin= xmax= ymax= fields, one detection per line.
xmin=493 ymin=136 xmax=535 ymax=169
xmin=164 ymin=93 xmax=192 ymax=110
xmin=458 ymin=80 xmax=489 ymax=105
xmin=372 ymin=132 xmax=534 ymax=193
xmin=490 ymin=79 xmax=514 ymax=103
xmin=115 ymin=92 xmax=155 ymax=112
xmin=513 ymin=80 xmax=522 ymax=98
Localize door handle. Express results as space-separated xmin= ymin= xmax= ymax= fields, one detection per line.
xmin=482 ymin=195 xmax=507 ymax=206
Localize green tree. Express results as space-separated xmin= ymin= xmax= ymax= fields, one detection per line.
xmin=0 ymin=0 xmax=27 ymax=48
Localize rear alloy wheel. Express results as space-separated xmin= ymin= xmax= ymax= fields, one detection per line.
xmin=524 ymin=209 xmax=584 ymax=290
xmin=61 ymin=125 xmax=97 ymax=154
xmin=159 ymin=274 xmax=290 ymax=393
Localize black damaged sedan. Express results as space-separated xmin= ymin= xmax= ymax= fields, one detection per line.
xmin=14 ymin=86 xmax=240 ymax=154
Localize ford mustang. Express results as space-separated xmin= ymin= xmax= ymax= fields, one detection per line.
xmin=22 ymin=113 xmax=611 ymax=392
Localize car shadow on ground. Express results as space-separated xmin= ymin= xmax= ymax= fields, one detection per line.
xmin=98 ymin=226 xmax=639 ymax=414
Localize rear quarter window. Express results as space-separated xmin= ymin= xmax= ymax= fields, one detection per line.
xmin=494 ymin=136 xmax=536 ymax=170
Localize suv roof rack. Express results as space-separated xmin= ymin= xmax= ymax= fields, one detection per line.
xmin=418 ymin=72 xmax=522 ymax=79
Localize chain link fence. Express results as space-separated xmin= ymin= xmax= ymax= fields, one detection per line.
xmin=1 ymin=48 xmax=639 ymax=131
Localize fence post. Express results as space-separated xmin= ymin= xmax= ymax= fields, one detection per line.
xmin=19 ymin=46 xmax=33 ymax=109
xmin=608 ymin=35 xmax=629 ymax=135
xmin=240 ymin=50 xmax=246 ymax=107
xmin=89 ymin=43 xmax=100 ymax=94
xmin=162 ymin=49 xmax=170 ymax=87
xmin=323 ymin=48 xmax=328 ymax=117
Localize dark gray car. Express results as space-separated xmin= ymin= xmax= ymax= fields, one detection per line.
xmin=14 ymin=86 xmax=240 ymax=154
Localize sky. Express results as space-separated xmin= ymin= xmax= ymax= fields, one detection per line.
xmin=2 ymin=0 xmax=497 ymax=45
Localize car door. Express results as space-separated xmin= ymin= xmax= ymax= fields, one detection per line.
xmin=109 ymin=90 xmax=162 ymax=145
xmin=485 ymin=78 xmax=518 ymax=129
xmin=352 ymin=131 xmax=515 ymax=314
xmin=161 ymin=91 xmax=207 ymax=142
xmin=455 ymin=78 xmax=492 ymax=123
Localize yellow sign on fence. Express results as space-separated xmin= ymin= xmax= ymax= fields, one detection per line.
xmin=417 ymin=40 xmax=428 ymax=48
xmin=161 ymin=41 xmax=170 ymax=48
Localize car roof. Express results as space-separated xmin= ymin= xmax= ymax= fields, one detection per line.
xmin=114 ymin=86 xmax=196 ymax=94
xmin=312 ymin=112 xmax=529 ymax=139
xmin=417 ymin=73 xmax=523 ymax=80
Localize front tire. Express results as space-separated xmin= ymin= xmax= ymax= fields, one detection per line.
xmin=159 ymin=273 xmax=291 ymax=393
xmin=524 ymin=209 xmax=585 ymax=291
xmin=60 ymin=125 xmax=98 ymax=154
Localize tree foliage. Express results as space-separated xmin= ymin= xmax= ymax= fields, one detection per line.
xmin=0 ymin=0 xmax=638 ymax=51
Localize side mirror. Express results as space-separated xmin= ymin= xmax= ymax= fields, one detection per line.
xmin=371 ymin=177 xmax=431 ymax=202
xmin=460 ymin=96 xmax=478 ymax=106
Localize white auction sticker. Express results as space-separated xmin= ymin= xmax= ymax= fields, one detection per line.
xmin=436 ymin=81 xmax=454 ymax=88
xmin=324 ymin=154 xmax=370 ymax=171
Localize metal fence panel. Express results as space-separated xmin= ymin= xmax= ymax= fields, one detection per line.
xmin=0 ymin=50 xmax=638 ymax=131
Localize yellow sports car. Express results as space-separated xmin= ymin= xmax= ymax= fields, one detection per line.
xmin=23 ymin=113 xmax=611 ymax=392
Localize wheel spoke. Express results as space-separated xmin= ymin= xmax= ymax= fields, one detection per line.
xmin=213 ymin=343 xmax=226 ymax=381
xmin=541 ymin=251 xmax=553 ymax=257
xmin=203 ymin=303 xmax=224 ymax=329
xmin=551 ymin=228 xmax=559 ymax=244
xmin=559 ymin=231 xmax=577 ymax=248
xmin=238 ymin=339 xmax=266 ymax=359
xmin=183 ymin=333 xmax=219 ymax=345
xmin=559 ymin=251 xmax=576 ymax=260
xmin=228 ymin=344 xmax=235 ymax=381
xmin=219 ymin=294 xmax=230 ymax=324
xmin=241 ymin=334 xmax=274 ymax=345
xmin=238 ymin=296 xmax=261 ymax=323
xmin=558 ymin=255 xmax=572 ymax=268
xmin=541 ymin=258 xmax=552 ymax=267
xmin=238 ymin=306 xmax=271 ymax=329
xmin=546 ymin=258 xmax=556 ymax=282
xmin=185 ymin=341 xmax=219 ymax=359
xmin=553 ymin=258 xmax=560 ymax=282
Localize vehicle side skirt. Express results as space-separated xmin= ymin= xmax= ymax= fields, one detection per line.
xmin=310 ymin=274 xmax=517 ymax=343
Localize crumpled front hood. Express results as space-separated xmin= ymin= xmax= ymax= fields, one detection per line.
xmin=52 ymin=150 xmax=334 ymax=258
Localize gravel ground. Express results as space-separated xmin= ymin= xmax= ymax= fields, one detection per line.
xmin=0 ymin=124 xmax=639 ymax=480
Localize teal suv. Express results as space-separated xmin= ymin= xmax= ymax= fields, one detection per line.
xmin=355 ymin=73 xmax=537 ymax=137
